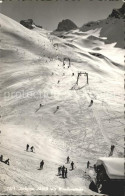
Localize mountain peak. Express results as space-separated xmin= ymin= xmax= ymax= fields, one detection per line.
xmin=56 ymin=19 xmax=77 ymax=32
xmin=108 ymin=3 xmax=125 ymax=19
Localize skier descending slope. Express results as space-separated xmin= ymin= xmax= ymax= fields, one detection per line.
xmin=62 ymin=165 xmax=65 ymax=178
xmin=54 ymin=106 xmax=60 ymax=114
xmin=87 ymin=161 xmax=90 ymax=168
xmin=88 ymin=100 xmax=93 ymax=107
xmin=109 ymin=145 xmax=115 ymax=156
xmin=40 ymin=160 xmax=44 ymax=169
xmin=30 ymin=146 xmax=35 ymax=152
xmin=71 ymin=161 xmax=74 ymax=170
xmin=67 ymin=156 xmax=70 ymax=163
xmin=4 ymin=159 xmax=10 ymax=165
xmin=58 ymin=166 xmax=62 ymax=176
xmin=26 ymin=144 xmax=29 ymax=151
xmin=64 ymin=168 xmax=68 ymax=178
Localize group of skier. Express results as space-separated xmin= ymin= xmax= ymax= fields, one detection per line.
xmin=57 ymin=156 xmax=75 ymax=179
xmin=58 ymin=165 xmax=68 ymax=178
xmin=26 ymin=144 xmax=35 ymax=152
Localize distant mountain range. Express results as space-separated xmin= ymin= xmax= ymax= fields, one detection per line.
xmin=53 ymin=3 xmax=124 ymax=48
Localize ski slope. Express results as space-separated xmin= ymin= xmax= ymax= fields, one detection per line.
xmin=0 ymin=14 xmax=124 ymax=195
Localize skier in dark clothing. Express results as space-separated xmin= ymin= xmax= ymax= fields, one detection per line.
xmin=40 ymin=160 xmax=44 ymax=169
xmin=67 ymin=156 xmax=70 ymax=163
xmin=88 ymin=100 xmax=93 ymax=107
xmin=58 ymin=166 xmax=62 ymax=175
xmin=54 ymin=106 xmax=60 ymax=114
xmin=4 ymin=159 xmax=10 ymax=165
xmin=62 ymin=165 xmax=65 ymax=178
xmin=64 ymin=168 xmax=68 ymax=178
xmin=26 ymin=144 xmax=29 ymax=151
xmin=30 ymin=146 xmax=34 ymax=152
xmin=0 ymin=155 xmax=3 ymax=162
xmin=87 ymin=161 xmax=90 ymax=168
xmin=71 ymin=161 xmax=74 ymax=170
xmin=109 ymin=145 xmax=115 ymax=156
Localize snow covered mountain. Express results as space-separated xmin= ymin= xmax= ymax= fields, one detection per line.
xmin=0 ymin=13 xmax=124 ymax=195
xmin=80 ymin=3 xmax=124 ymax=48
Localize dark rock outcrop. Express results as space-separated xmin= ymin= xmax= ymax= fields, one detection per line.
xmin=20 ymin=19 xmax=42 ymax=29
xmin=109 ymin=3 xmax=125 ymax=19
xmin=20 ymin=19 xmax=34 ymax=29
xmin=56 ymin=19 xmax=77 ymax=32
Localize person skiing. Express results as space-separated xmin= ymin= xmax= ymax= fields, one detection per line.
xmin=109 ymin=145 xmax=115 ymax=157
xmin=26 ymin=144 xmax=29 ymax=151
xmin=0 ymin=155 xmax=3 ymax=162
xmin=64 ymin=168 xmax=68 ymax=178
xmin=4 ymin=158 xmax=10 ymax=165
xmin=71 ymin=161 xmax=74 ymax=170
xmin=67 ymin=156 xmax=70 ymax=164
xmin=62 ymin=165 xmax=65 ymax=178
xmin=40 ymin=160 xmax=44 ymax=169
xmin=88 ymin=100 xmax=93 ymax=107
xmin=58 ymin=166 xmax=62 ymax=175
xmin=54 ymin=106 xmax=60 ymax=114
xmin=87 ymin=161 xmax=90 ymax=168
xmin=30 ymin=146 xmax=34 ymax=152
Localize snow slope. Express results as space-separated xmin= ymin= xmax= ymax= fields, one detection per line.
xmin=0 ymin=14 xmax=124 ymax=195
xmin=80 ymin=17 xmax=124 ymax=49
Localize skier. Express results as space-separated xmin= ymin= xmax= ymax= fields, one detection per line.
xmin=87 ymin=161 xmax=90 ymax=168
xmin=64 ymin=168 xmax=68 ymax=178
xmin=40 ymin=160 xmax=44 ymax=169
xmin=58 ymin=80 xmax=60 ymax=84
xmin=0 ymin=155 xmax=3 ymax=162
xmin=57 ymin=106 xmax=59 ymax=110
xmin=88 ymin=100 xmax=93 ymax=107
xmin=26 ymin=144 xmax=29 ymax=151
xmin=62 ymin=165 xmax=65 ymax=178
xmin=4 ymin=158 xmax=10 ymax=165
xmin=109 ymin=145 xmax=115 ymax=157
xmin=71 ymin=161 xmax=74 ymax=170
xmin=30 ymin=146 xmax=34 ymax=152
xmin=54 ymin=106 xmax=60 ymax=114
xmin=58 ymin=166 xmax=62 ymax=175
xmin=67 ymin=156 xmax=70 ymax=164
xmin=72 ymin=73 xmax=74 ymax=76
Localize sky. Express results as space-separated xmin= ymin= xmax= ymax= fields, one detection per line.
xmin=0 ymin=0 xmax=123 ymax=30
